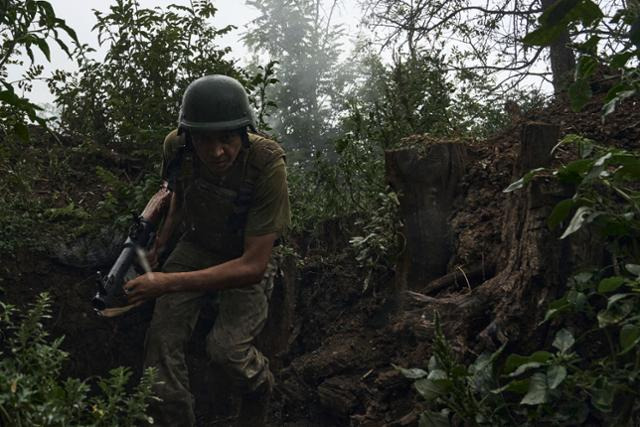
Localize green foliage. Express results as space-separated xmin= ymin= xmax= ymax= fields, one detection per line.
xmin=401 ymin=132 xmax=640 ymax=425
xmin=508 ymin=134 xmax=640 ymax=248
xmin=0 ymin=134 xmax=73 ymax=253
xmin=244 ymin=60 xmax=280 ymax=132
xmin=94 ymin=166 xmax=160 ymax=228
xmin=288 ymin=127 xmax=402 ymax=282
xmin=48 ymin=0 xmax=239 ymax=158
xmin=524 ymin=0 xmax=639 ymax=114
xmin=244 ymin=0 xmax=347 ymax=157
xmin=345 ymin=53 xmax=456 ymax=147
xmin=289 ymin=135 xmax=387 ymax=231
xmin=396 ymin=314 xmax=511 ymax=426
xmin=401 ymin=306 xmax=640 ymax=425
xmin=349 ymin=191 xmax=401 ymax=292
xmin=0 ymin=0 xmax=78 ymax=140
xmin=523 ymin=0 xmax=603 ymax=46
xmin=0 ymin=293 xmax=157 ymax=426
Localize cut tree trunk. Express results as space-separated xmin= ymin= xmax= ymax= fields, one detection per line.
xmin=385 ymin=142 xmax=468 ymax=291
xmin=403 ymin=123 xmax=580 ymax=352
xmin=470 ymin=122 xmax=571 ymax=349
xmin=460 ymin=122 xmax=573 ymax=350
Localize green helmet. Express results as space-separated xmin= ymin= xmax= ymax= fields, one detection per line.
xmin=178 ymin=75 xmax=257 ymax=133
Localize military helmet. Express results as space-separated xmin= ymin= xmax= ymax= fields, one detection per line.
xmin=178 ymin=75 xmax=257 ymax=133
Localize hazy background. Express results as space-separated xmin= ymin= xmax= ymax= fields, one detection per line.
xmin=7 ymin=0 xmax=362 ymax=107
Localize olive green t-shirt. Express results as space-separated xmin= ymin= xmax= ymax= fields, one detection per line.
xmin=160 ymin=130 xmax=290 ymax=269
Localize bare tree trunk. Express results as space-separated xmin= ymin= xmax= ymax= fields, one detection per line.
xmin=402 ymin=123 xmax=577 ymax=353
xmin=541 ymin=0 xmax=576 ymax=94
xmin=385 ymin=142 xmax=467 ymax=291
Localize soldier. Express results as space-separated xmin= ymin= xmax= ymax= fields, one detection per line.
xmin=124 ymin=75 xmax=290 ymax=426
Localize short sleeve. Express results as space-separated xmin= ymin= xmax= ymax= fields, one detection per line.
xmin=244 ymin=158 xmax=291 ymax=237
xmin=160 ymin=129 xmax=183 ymax=180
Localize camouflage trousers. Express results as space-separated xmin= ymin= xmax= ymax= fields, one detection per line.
xmin=143 ymin=261 xmax=275 ymax=427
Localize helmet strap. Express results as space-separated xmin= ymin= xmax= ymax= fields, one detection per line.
xmin=241 ymin=127 xmax=250 ymax=149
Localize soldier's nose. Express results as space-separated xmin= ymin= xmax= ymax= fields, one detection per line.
xmin=212 ymin=143 xmax=224 ymax=157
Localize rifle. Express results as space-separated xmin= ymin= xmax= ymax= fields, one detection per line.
xmin=91 ymin=182 xmax=173 ymax=313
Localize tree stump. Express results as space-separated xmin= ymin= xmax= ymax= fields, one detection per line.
xmin=441 ymin=122 xmax=572 ymax=351
xmin=385 ymin=142 xmax=467 ymax=290
xmin=399 ymin=122 xmax=593 ymax=354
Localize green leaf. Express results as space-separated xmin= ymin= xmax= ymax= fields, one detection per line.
xmin=560 ymin=206 xmax=593 ymax=239
xmin=547 ymin=365 xmax=567 ymax=389
xmin=492 ymin=378 xmax=529 ymax=395
xmin=0 ymin=88 xmax=22 ymax=105
xmin=603 ymin=85 xmax=636 ymax=116
xmin=552 ymin=329 xmax=575 ymax=353
xmin=625 ymin=264 xmax=640 ymax=277
xmin=520 ymin=373 xmax=548 ymax=405
xmin=605 ymin=83 xmax=633 ymax=103
xmin=469 ymin=344 xmax=505 ymax=394
xmin=593 ymin=152 xmax=612 ymax=167
xmin=393 ymin=364 xmax=428 ymax=379
xmin=552 ymin=134 xmax=596 ymax=158
xmin=578 ymin=35 xmax=600 ymax=54
xmin=428 ymin=355 xmax=439 ymax=371
xmin=34 ymin=37 xmax=51 ymax=61
xmin=548 ymin=199 xmax=575 ymax=229
xmin=619 ymin=324 xmax=640 ymax=355
xmin=427 ymin=369 xmax=447 ymax=381
xmin=540 ymin=0 xmax=582 ymax=26
xmin=503 ymin=168 xmax=546 ymax=192
xmin=414 ymin=378 xmax=447 ymax=402
xmin=508 ymin=362 xmax=544 ymax=378
xmin=615 ymin=159 xmax=640 ymax=180
xmin=555 ymin=158 xmax=594 ymax=184
xmin=610 ymin=52 xmax=634 ymax=69
xmin=607 ymin=293 xmax=633 ymax=305
xmin=542 ymin=305 xmax=568 ymax=323
xmin=574 ymin=271 xmax=595 ymax=284
xmin=548 ymin=296 xmax=569 ymax=311
xmin=598 ymin=276 xmax=626 ymax=293
xmin=575 ymin=55 xmax=598 ymax=80
xmin=14 ymin=122 xmax=29 ymax=141
xmin=504 ymin=351 xmax=552 ymax=374
xmin=522 ymin=25 xmax=566 ymax=46
xmin=597 ymin=295 xmax=634 ymax=327
xmin=568 ymin=78 xmax=592 ymax=112
xmin=574 ymin=0 xmax=604 ymax=26
xmin=578 ymin=138 xmax=594 ymax=158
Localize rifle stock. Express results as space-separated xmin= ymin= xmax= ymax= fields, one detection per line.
xmin=92 ymin=183 xmax=173 ymax=312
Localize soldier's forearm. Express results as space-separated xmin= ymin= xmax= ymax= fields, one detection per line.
xmin=141 ymin=181 xmax=173 ymax=224
xmin=166 ymin=257 xmax=266 ymax=292
xmin=163 ymin=232 xmax=277 ymax=293
xmin=154 ymin=188 xmax=183 ymax=250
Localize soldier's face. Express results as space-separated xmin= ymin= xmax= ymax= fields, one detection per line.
xmin=191 ymin=130 xmax=242 ymax=175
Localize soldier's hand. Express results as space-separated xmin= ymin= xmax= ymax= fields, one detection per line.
xmin=124 ymin=272 xmax=171 ymax=304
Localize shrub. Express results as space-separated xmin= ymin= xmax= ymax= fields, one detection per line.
xmin=0 ymin=293 xmax=157 ymax=426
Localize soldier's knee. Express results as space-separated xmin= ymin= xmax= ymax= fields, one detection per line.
xmin=206 ymin=338 xmax=250 ymax=367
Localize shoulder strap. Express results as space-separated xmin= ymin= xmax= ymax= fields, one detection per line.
xmin=163 ymin=131 xmax=194 ymax=192
xmin=227 ymin=134 xmax=285 ymax=234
